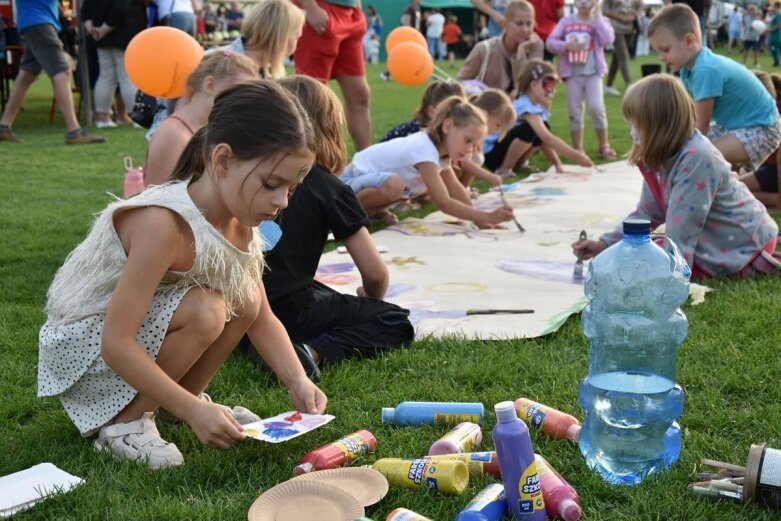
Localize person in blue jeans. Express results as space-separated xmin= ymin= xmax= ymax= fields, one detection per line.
xmin=158 ymin=0 xmax=198 ymax=37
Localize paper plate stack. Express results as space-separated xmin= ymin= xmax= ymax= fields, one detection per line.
xmin=248 ymin=467 xmax=389 ymax=521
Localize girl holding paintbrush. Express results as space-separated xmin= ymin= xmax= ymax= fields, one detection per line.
xmin=339 ymin=97 xmax=515 ymax=229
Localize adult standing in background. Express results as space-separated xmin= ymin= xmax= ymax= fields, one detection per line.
xmin=426 ymin=8 xmax=446 ymax=59
xmin=603 ymin=0 xmax=641 ymax=96
xmin=81 ymin=0 xmax=147 ymax=129
xmin=294 ymin=0 xmax=372 ymax=151
xmin=225 ymin=1 xmax=245 ymax=32
xmin=526 ymin=0 xmax=564 ymax=60
xmin=158 ymin=0 xmax=198 ymax=37
xmin=401 ymin=0 xmax=422 ymax=31
xmin=0 ymin=0 xmax=105 ymax=144
xmin=458 ymin=0 xmax=543 ymax=96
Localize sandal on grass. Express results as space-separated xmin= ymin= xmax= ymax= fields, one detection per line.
xmin=599 ymin=145 xmax=617 ymax=160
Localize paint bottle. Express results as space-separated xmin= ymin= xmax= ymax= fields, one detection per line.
xmin=535 ymin=454 xmax=582 ymax=521
xmin=744 ymin=443 xmax=781 ymax=510
xmin=515 ymin=398 xmax=581 ymax=443
xmin=454 ymin=483 xmax=508 ymax=521
xmin=424 ymin=451 xmax=502 ymax=478
xmin=372 ymin=458 xmax=469 ymax=495
xmin=123 ymin=157 xmax=145 ymax=198
xmin=492 ymin=401 xmax=545 ymax=519
xmin=428 ymin=422 xmax=483 ymax=455
xmin=382 ymin=401 xmax=484 ymax=426
xmin=386 ymin=508 xmax=433 ymax=521
xmin=294 ymin=429 xmax=377 ymax=475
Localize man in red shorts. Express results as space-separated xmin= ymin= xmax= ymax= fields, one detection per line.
xmin=294 ymin=0 xmax=372 ymax=151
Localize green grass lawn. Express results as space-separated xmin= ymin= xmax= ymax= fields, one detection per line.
xmin=1 ymin=52 xmax=781 ymax=520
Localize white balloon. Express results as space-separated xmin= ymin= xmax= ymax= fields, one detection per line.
xmin=752 ymin=20 xmax=767 ymax=34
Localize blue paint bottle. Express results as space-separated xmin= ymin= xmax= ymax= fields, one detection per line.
xmin=381 ymin=401 xmax=484 ymax=426
xmin=493 ymin=401 xmax=545 ymax=520
xmin=454 ymin=483 xmax=507 ymax=521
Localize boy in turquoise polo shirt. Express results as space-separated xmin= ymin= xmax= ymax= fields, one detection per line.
xmin=648 ymin=3 xmax=781 ymax=171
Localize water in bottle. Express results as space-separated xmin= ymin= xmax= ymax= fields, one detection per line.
xmin=579 ymin=219 xmax=690 ymax=485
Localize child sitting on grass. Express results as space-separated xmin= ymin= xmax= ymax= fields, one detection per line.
xmin=38 ymin=81 xmax=327 ymax=469
xmin=573 ymin=74 xmax=779 ymax=279
xmin=340 ymin=97 xmax=515 ymax=228
xmin=245 ymin=75 xmax=414 ymax=381
xmin=483 ymin=60 xmax=594 ymax=177
xmin=648 ymin=4 xmax=781 ymax=172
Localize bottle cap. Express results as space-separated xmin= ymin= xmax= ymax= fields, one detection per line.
xmin=494 ymin=401 xmax=517 ymax=423
xmin=566 ymin=423 xmax=581 ymax=443
xmin=381 ymin=407 xmax=395 ymax=423
xmin=293 ymin=461 xmax=313 ymax=475
xmin=559 ymin=498 xmax=582 ymax=521
xmin=623 ymin=219 xmax=651 ymax=235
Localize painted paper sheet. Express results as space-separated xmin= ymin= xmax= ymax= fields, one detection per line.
xmin=243 ymin=412 xmax=336 ymax=443
xmin=317 ymin=161 xmax=643 ymax=339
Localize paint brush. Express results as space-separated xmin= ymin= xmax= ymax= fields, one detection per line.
xmin=498 ymin=185 xmax=525 ymax=233
xmin=465 ymin=309 xmax=534 ymax=315
xmin=574 ymin=230 xmax=588 ymax=277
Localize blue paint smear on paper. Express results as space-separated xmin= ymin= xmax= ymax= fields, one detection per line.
xmin=317 ymin=262 xmax=356 ymax=274
xmin=262 ymin=427 xmax=299 ymax=440
xmin=385 ymin=283 xmax=416 ymax=298
xmin=497 ymin=258 xmax=585 ymax=285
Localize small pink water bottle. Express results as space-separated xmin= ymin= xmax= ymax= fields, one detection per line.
xmin=123 ymin=157 xmax=145 ymax=198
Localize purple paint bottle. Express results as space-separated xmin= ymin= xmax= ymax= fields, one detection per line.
xmin=493 ymin=401 xmax=545 ymax=520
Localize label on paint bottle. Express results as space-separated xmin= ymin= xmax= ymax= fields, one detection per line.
xmin=466 ymin=483 xmax=505 ymax=511
xmin=517 ymin=402 xmax=547 ymax=430
xmin=334 ymin=433 xmax=368 ymax=461
xmin=758 ymin=447 xmax=781 ymax=508
xmin=518 ymin=462 xmax=544 ymax=514
xmin=435 ymin=413 xmax=481 ymax=425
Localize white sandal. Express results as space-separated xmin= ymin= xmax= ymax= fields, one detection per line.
xmin=94 ymin=412 xmax=184 ymax=469
xmin=157 ymin=392 xmax=260 ymax=425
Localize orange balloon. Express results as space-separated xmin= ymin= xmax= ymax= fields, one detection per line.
xmin=388 ymin=41 xmax=433 ymax=87
xmin=125 ymin=27 xmax=204 ymax=98
xmin=385 ymin=26 xmax=427 ymax=54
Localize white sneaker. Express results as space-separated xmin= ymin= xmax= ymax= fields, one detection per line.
xmin=157 ymin=392 xmax=260 ymax=425
xmin=94 ymin=412 xmax=184 ymax=469
xmin=604 ymin=86 xmax=622 ymax=96
xmin=95 ymin=120 xmax=118 ymax=129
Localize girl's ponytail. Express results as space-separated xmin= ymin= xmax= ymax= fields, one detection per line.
xmin=170 ymin=127 xmax=207 ymax=182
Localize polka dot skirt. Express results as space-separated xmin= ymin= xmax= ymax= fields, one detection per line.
xmin=38 ymin=287 xmax=188 ymax=436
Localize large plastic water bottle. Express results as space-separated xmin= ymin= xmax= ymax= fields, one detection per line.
xmin=578 ymin=219 xmax=690 ymax=485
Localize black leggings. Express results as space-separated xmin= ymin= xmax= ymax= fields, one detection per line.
xmin=484 ymin=121 xmax=547 ymax=171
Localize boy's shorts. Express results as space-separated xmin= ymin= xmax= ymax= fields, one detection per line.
xmin=744 ymin=39 xmax=760 ymax=51
xmin=754 ymin=163 xmax=779 ymax=192
xmin=708 ymin=118 xmax=781 ymax=170
xmin=20 ymin=24 xmax=71 ymax=77
xmin=293 ymin=0 xmax=366 ymax=81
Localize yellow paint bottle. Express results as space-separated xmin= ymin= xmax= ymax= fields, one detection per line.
xmin=372 ymin=458 xmax=469 ymax=495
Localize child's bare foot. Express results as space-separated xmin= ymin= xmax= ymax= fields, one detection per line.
xmin=369 ymin=209 xmax=399 ymax=226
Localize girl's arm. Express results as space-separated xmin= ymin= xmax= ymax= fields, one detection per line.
xmin=540 ymin=143 xmax=564 ymax=172
xmin=458 ymin=158 xmax=502 ymax=187
xmin=416 ymin=161 xmax=514 ymax=227
xmin=693 ymin=98 xmax=715 ymax=135
xmin=593 ymin=13 xmax=616 ymax=45
xmin=246 ymin=279 xmax=327 ymax=414
xmin=441 ymin=166 xmax=473 ymax=205
xmin=545 ymin=18 xmax=569 ymax=54
xmin=343 ymin=227 xmax=389 ymax=299
xmin=144 ymin=121 xmax=192 ymax=186
xmin=102 ymin=207 xmax=245 ymax=448
xmin=525 ymin=114 xmax=594 ymax=167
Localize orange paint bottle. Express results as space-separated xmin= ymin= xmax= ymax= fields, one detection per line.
xmin=514 ymin=398 xmax=581 ymax=443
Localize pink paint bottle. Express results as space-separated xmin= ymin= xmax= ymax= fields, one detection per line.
xmin=123 ymin=157 xmax=144 ymax=198
xmin=386 ymin=508 xmax=433 ymax=521
xmin=535 ymin=454 xmax=582 ymax=521
xmin=428 ymin=422 xmax=483 ymax=455
xmin=294 ymin=430 xmax=377 ymax=475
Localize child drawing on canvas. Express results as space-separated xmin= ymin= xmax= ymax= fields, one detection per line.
xmin=340 ymin=97 xmax=515 ymax=228
xmin=483 ymin=60 xmax=595 ymax=177
xmin=38 ymin=81 xmax=328 ymax=469
xmin=573 ymin=74 xmax=779 ymax=278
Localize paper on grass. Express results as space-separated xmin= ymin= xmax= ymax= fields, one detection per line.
xmin=0 ymin=463 xmax=84 ymax=518
xmin=242 ymin=411 xmax=335 ymax=443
